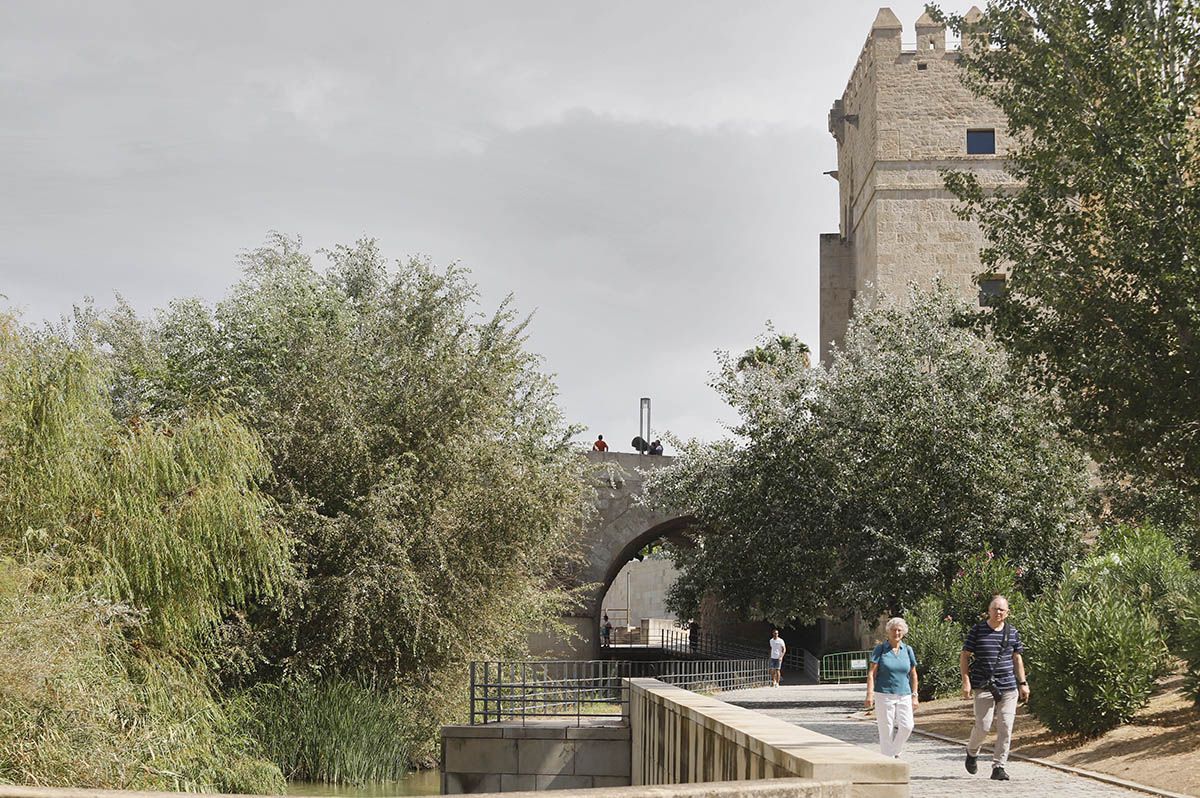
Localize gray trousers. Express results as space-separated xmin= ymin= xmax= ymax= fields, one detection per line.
xmin=968 ymin=690 xmax=1018 ymax=766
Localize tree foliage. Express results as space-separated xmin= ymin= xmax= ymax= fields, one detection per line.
xmin=647 ymin=285 xmax=1090 ymax=624
xmin=934 ymin=0 xmax=1200 ymax=501
xmin=0 ymin=315 xmax=287 ymax=791
xmin=0 ymin=317 xmax=289 ymax=651
xmin=99 ymin=234 xmax=588 ymax=684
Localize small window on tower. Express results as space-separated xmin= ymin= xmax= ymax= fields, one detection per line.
xmin=967 ymin=129 xmax=996 ymax=155
xmin=978 ymin=276 xmax=1006 ymax=307
xmin=917 ymin=62 xmax=928 ymax=71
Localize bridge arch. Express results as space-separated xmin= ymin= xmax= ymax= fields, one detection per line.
xmin=530 ymin=451 xmax=696 ymax=659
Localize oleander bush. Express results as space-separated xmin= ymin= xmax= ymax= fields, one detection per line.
xmin=1022 ymin=577 xmax=1167 ymax=736
xmin=1075 ymin=524 xmax=1197 ymax=655
xmin=943 ymin=550 xmax=1026 ymax=633
xmin=903 ymin=595 xmax=961 ymax=701
xmin=1174 ymin=588 xmax=1200 ymax=705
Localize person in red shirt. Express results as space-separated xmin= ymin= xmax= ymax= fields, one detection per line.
xmin=592 ymin=435 xmax=609 ymax=452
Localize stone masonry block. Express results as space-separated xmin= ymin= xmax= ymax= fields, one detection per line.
xmin=499 ymin=773 xmax=537 ymax=791
xmin=592 ymin=776 xmax=634 ymax=788
xmin=443 ymin=737 xmax=518 ymax=774
xmin=572 ymin=738 xmax=631 ymax=777
xmin=442 ymin=724 xmax=504 ymax=738
xmin=502 ymin=725 xmax=568 ymax=739
xmin=535 ymin=774 xmax=594 ymax=789
xmin=517 ymin=738 xmax=574 ymax=775
xmin=566 ymin=725 xmax=631 ymax=740
xmin=442 ymin=771 xmax=501 ymax=794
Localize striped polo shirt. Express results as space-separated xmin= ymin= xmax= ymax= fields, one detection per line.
xmin=962 ymin=621 xmax=1024 ymax=692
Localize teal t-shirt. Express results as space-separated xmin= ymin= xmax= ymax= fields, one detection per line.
xmin=870 ymin=641 xmax=917 ymax=695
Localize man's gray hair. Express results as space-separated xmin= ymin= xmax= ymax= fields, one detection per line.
xmin=885 ymin=616 xmax=909 ymax=635
xmin=989 ymin=594 xmax=1010 ymax=608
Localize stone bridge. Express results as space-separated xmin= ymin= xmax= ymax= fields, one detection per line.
xmin=530 ymin=451 xmax=693 ymax=659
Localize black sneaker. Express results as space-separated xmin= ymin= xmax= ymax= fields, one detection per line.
xmin=991 ymin=766 xmax=1010 ymax=781
xmin=965 ymin=753 xmax=978 ymax=774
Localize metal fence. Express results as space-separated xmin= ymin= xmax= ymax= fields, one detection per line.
xmin=819 ymin=649 xmax=872 ymax=683
xmin=469 ymin=658 xmax=771 ymax=725
xmin=660 ymin=629 xmax=820 ymax=681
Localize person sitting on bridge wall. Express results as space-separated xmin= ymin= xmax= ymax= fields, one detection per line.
xmin=592 ymin=434 xmax=608 ymax=452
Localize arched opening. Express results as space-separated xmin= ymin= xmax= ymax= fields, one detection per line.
xmin=595 ymin=516 xmax=697 ymax=651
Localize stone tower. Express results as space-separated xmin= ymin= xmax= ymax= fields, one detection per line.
xmin=818 ymin=7 xmax=1011 ymax=363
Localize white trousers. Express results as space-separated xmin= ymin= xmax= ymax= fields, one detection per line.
xmin=875 ymin=693 xmax=915 ymax=757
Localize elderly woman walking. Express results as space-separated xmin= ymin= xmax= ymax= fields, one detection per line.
xmin=865 ymin=617 xmax=919 ymax=758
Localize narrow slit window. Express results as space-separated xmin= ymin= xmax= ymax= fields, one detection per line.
xmin=967 ymin=129 xmax=996 ymax=155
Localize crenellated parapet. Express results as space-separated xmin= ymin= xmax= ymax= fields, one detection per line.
xmin=818 ymin=6 xmax=1009 ymax=365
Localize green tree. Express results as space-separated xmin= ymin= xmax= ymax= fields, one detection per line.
xmin=0 ymin=315 xmax=288 ymax=791
xmin=99 ymin=235 xmax=588 ymax=685
xmin=933 ymin=1 xmax=1200 ymax=506
xmin=647 ymin=285 xmax=1090 ymax=624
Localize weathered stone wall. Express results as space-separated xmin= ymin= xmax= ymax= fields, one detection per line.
xmin=442 ymin=722 xmax=632 ymax=794
xmin=819 ymin=8 xmax=1015 ymax=363
xmin=601 ymin=556 xmax=680 ymax=628
xmin=628 ymin=679 xmax=906 ymax=798
xmin=529 ymin=452 xmax=691 ymax=660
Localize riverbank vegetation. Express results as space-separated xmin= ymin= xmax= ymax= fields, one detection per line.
xmin=0 ymin=319 xmax=288 ymax=791
xmin=0 ymin=236 xmax=588 ymax=787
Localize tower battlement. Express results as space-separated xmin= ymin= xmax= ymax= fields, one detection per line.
xmin=818 ymin=6 xmax=1012 ymax=364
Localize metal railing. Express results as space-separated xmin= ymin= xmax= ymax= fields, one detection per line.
xmin=469 ymin=658 xmax=771 ymax=725
xmin=660 ymin=629 xmax=819 ymax=681
xmin=819 ymin=649 xmax=872 ymax=683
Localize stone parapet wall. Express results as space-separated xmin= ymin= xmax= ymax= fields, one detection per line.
xmin=450 ymin=778 xmax=849 ymax=798
xmin=442 ymin=721 xmax=631 ymax=794
xmin=627 ymin=680 xmax=907 ymax=798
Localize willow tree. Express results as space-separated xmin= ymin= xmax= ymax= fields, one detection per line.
xmin=0 ymin=315 xmax=289 ymax=791
xmin=100 ymin=234 xmax=589 ymax=686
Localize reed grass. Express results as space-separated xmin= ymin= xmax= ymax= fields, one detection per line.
xmin=0 ymin=559 xmax=285 ymax=792
xmin=245 ymin=677 xmax=456 ymax=784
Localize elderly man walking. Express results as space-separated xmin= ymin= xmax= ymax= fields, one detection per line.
xmin=960 ymin=595 xmax=1031 ymax=781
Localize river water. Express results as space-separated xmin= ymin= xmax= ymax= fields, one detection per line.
xmin=288 ymin=771 xmax=441 ymax=797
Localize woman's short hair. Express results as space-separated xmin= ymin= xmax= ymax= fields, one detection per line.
xmin=885 ymin=616 xmax=909 ymax=635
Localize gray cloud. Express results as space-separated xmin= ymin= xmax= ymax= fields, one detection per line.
xmin=1 ymin=0 xmax=942 ymax=446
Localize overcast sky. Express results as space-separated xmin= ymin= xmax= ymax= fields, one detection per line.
xmin=2 ymin=1 xmax=946 ymax=449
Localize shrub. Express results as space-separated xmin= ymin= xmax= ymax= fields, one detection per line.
xmin=0 ymin=559 xmax=284 ymax=793
xmin=904 ymin=595 xmax=961 ymax=700
xmin=1077 ymin=524 xmax=1197 ymax=653
xmin=944 ymin=550 xmax=1026 ymax=633
xmin=1022 ymin=578 xmax=1167 ymax=736
xmin=1174 ymin=587 xmax=1200 ymax=705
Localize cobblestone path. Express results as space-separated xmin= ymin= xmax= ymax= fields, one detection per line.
xmin=716 ymin=684 xmax=1152 ymax=798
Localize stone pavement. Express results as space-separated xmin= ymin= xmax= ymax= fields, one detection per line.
xmin=716 ymin=684 xmax=1153 ymax=798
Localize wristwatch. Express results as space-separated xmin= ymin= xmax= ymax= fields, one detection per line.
xmin=1017 ymin=681 xmax=1028 ymax=686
